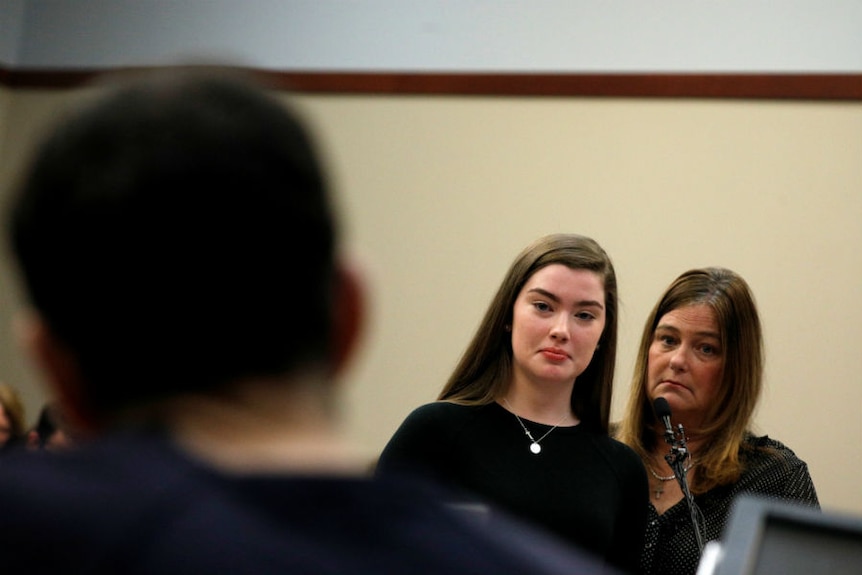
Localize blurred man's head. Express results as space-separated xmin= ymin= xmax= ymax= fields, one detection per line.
xmin=9 ymin=68 xmax=355 ymax=427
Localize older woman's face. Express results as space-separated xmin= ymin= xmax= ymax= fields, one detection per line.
xmin=647 ymin=304 xmax=724 ymax=427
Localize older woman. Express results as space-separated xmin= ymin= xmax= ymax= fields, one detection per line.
xmin=377 ymin=233 xmax=648 ymax=574
xmin=616 ymin=267 xmax=819 ymax=575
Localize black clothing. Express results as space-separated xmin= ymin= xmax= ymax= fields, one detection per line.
xmin=0 ymin=429 xmax=618 ymax=574
xmin=377 ymin=401 xmax=648 ymax=573
xmin=641 ymin=434 xmax=819 ymax=575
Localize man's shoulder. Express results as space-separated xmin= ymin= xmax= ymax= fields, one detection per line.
xmin=0 ymin=432 xmax=202 ymax=521
xmin=0 ymin=432 xmax=615 ymax=574
xmin=0 ymin=433 xmax=202 ymax=570
xmin=347 ymin=473 xmax=616 ymax=574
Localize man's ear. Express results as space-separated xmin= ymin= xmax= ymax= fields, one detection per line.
xmin=14 ymin=311 xmax=98 ymax=434
xmin=330 ymin=259 xmax=367 ymax=377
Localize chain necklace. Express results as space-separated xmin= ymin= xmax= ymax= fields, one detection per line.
xmin=647 ymin=457 xmax=695 ymax=499
xmin=502 ymin=398 xmax=570 ymax=455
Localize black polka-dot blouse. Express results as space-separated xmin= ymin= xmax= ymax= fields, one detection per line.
xmin=640 ymin=434 xmax=819 ymax=575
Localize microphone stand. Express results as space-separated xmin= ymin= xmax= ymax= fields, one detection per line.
xmin=664 ymin=422 xmax=705 ymax=554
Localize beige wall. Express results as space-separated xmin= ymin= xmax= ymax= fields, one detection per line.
xmin=0 ymin=88 xmax=80 ymax=415
xmin=2 ymin=88 xmax=861 ymax=515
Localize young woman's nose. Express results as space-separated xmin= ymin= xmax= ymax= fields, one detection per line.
xmin=549 ymin=313 xmax=570 ymax=341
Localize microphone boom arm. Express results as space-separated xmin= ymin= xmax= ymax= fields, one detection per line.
xmin=662 ymin=421 xmax=705 ymax=554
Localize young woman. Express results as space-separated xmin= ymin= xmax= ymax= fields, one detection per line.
xmin=377 ymin=233 xmax=648 ymax=573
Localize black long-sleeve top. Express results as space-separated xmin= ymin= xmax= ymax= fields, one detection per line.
xmin=377 ymin=401 xmax=649 ymax=574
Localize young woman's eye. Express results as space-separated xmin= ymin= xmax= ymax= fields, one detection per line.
xmin=574 ymin=311 xmax=596 ymax=321
xmin=533 ymin=301 xmax=552 ymax=312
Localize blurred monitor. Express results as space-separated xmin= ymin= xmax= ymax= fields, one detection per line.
xmin=709 ymin=494 xmax=862 ymax=575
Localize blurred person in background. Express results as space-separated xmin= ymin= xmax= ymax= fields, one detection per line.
xmin=0 ymin=382 xmax=27 ymax=453
xmin=27 ymin=401 xmax=78 ymax=451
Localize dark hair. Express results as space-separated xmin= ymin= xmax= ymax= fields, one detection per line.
xmin=9 ymin=68 xmax=337 ymax=420
xmin=439 ymin=234 xmax=618 ymax=433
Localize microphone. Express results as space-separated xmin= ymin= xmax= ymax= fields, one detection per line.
xmin=653 ymin=396 xmax=705 ymax=553
xmin=653 ymin=396 xmax=675 ymax=444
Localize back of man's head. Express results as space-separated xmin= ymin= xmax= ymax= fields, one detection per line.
xmin=9 ymin=68 xmax=337 ymax=421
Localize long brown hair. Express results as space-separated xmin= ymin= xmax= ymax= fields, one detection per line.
xmin=616 ymin=267 xmax=763 ymax=492
xmin=438 ymin=233 xmax=618 ymax=433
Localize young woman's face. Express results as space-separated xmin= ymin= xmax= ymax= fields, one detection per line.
xmin=647 ymin=304 xmax=725 ymax=426
xmin=509 ymin=264 xmax=606 ymax=389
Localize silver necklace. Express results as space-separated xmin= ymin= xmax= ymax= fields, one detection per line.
xmin=647 ymin=458 xmax=695 ymax=499
xmin=502 ymin=398 xmax=569 ymax=455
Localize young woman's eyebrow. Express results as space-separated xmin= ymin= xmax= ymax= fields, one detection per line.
xmin=527 ymin=288 xmax=604 ymax=310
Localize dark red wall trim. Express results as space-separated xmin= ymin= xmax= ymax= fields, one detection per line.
xmin=264 ymin=71 xmax=862 ymax=100
xmin=2 ymin=66 xmax=862 ymax=100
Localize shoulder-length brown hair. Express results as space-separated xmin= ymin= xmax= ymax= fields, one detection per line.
xmin=438 ymin=233 xmax=618 ymax=433
xmin=616 ymin=267 xmax=763 ymax=492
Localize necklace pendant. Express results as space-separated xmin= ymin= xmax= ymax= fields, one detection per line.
xmin=654 ymin=486 xmax=663 ymax=500
xmin=530 ymin=442 xmax=542 ymax=454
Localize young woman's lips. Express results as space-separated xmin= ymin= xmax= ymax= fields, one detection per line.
xmin=540 ymin=348 xmax=569 ymax=361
